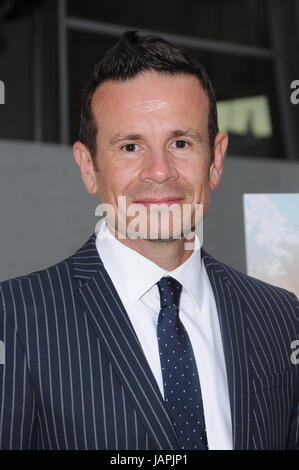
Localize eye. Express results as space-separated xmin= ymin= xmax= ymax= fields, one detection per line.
xmin=122 ymin=143 xmax=140 ymax=152
xmin=171 ymin=140 xmax=190 ymax=149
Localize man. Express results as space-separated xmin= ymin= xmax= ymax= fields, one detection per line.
xmin=0 ymin=31 xmax=298 ymax=450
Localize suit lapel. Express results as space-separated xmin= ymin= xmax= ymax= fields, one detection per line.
xmin=202 ymin=248 xmax=253 ymax=450
xmin=70 ymin=234 xmax=180 ymax=450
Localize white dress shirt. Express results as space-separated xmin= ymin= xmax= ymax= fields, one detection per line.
xmin=95 ymin=217 xmax=233 ymax=450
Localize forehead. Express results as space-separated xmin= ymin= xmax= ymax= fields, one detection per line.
xmin=91 ymin=71 xmax=209 ymax=127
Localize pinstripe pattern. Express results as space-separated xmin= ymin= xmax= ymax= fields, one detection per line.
xmin=0 ymin=233 xmax=298 ymax=449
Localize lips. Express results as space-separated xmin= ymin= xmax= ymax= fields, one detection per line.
xmin=133 ymin=197 xmax=184 ymax=206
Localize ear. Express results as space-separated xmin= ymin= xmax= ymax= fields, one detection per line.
xmin=73 ymin=141 xmax=97 ymax=194
xmin=209 ymin=131 xmax=228 ymax=190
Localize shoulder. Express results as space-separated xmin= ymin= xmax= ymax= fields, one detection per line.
xmin=202 ymin=248 xmax=299 ymax=327
xmin=0 ymin=233 xmax=98 ymax=302
xmin=0 ymin=233 xmax=98 ymax=318
xmin=0 ymin=257 xmax=74 ymax=317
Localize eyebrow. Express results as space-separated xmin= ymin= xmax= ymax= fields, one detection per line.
xmin=109 ymin=129 xmax=203 ymax=146
xmin=109 ymin=134 xmax=142 ymax=146
xmin=169 ymin=129 xmax=203 ymax=143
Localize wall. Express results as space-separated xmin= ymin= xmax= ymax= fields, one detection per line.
xmin=0 ymin=139 xmax=97 ymax=281
xmin=0 ymin=139 xmax=298 ymax=281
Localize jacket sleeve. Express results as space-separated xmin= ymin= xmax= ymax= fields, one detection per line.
xmin=287 ymin=293 xmax=299 ymax=450
xmin=0 ymin=292 xmax=37 ymax=449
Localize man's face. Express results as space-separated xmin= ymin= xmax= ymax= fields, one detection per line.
xmin=74 ymin=71 xmax=227 ymax=241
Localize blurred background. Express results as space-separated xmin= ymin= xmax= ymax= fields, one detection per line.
xmin=0 ymin=0 xmax=299 ymax=283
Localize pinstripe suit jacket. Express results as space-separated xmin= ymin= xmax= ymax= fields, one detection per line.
xmin=0 ymin=233 xmax=298 ymax=450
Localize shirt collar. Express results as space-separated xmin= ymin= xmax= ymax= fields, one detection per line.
xmin=95 ymin=217 xmax=202 ymax=309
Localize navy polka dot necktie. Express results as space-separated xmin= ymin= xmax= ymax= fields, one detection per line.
xmin=156 ymin=276 xmax=208 ymax=450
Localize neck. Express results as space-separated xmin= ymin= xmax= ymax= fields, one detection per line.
xmin=106 ymin=221 xmax=195 ymax=271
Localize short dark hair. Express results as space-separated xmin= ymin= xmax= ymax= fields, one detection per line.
xmin=79 ymin=31 xmax=219 ymax=162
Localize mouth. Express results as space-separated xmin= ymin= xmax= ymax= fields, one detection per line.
xmin=133 ymin=196 xmax=184 ymax=207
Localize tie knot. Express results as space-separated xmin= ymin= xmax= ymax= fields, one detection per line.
xmin=157 ymin=276 xmax=182 ymax=309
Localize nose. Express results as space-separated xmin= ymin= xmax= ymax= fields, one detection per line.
xmin=139 ymin=148 xmax=179 ymax=184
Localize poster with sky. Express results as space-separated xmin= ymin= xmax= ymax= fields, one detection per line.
xmin=243 ymin=194 xmax=299 ymax=299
